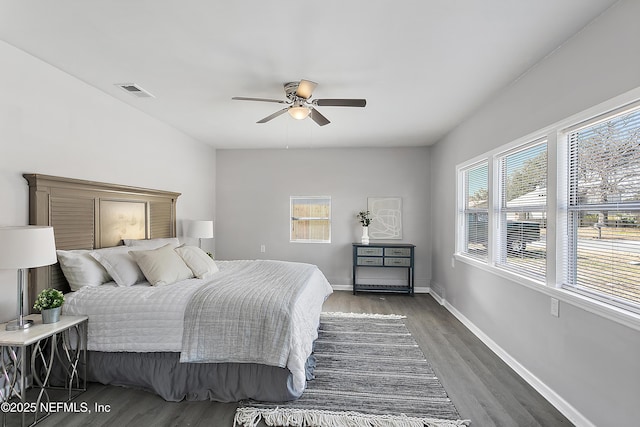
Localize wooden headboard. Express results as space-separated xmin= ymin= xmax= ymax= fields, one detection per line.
xmin=24 ymin=174 xmax=181 ymax=310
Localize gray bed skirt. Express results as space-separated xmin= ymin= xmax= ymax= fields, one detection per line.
xmin=78 ymin=351 xmax=315 ymax=403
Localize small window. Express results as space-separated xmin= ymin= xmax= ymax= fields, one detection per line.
xmin=458 ymin=161 xmax=489 ymax=261
xmin=290 ymin=196 xmax=331 ymax=243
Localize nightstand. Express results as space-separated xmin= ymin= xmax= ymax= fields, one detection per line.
xmin=0 ymin=314 xmax=88 ymax=427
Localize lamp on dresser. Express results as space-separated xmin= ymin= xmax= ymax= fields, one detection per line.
xmin=187 ymin=220 xmax=214 ymax=250
xmin=0 ymin=226 xmax=57 ymax=331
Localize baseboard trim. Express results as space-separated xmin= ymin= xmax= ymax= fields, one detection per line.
xmin=429 ymin=284 xmax=594 ymax=427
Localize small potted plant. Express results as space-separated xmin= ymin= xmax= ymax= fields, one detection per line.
xmin=33 ymin=288 xmax=65 ymax=324
xmin=357 ymin=210 xmax=372 ymax=245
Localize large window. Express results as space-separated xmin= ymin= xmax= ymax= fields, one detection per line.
xmin=290 ymin=196 xmax=331 ymax=243
xmin=455 ymin=95 xmax=640 ymax=320
xmin=496 ymin=140 xmax=547 ymax=280
xmin=564 ymin=105 xmax=640 ymax=312
xmin=459 ymin=161 xmax=489 ymax=261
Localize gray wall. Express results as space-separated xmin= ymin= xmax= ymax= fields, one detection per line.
xmin=429 ymin=1 xmax=640 ymax=426
xmin=216 ymin=147 xmax=430 ymax=289
xmin=0 ymin=40 xmax=217 ymax=322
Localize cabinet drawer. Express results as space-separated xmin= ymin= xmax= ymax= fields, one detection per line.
xmin=384 ymin=247 xmax=412 ymax=257
xmin=384 ymin=257 xmax=411 ymax=267
xmin=357 ymin=257 xmax=383 ymax=266
xmin=357 ymin=247 xmax=383 ymax=256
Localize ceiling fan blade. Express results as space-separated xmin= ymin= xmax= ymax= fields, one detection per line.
xmin=232 ymin=97 xmax=287 ymax=104
xmin=310 ymin=108 xmax=330 ymax=126
xmin=257 ymin=108 xmax=289 ymax=123
xmin=296 ymin=79 xmax=317 ymax=99
xmin=314 ymin=98 xmax=366 ymax=107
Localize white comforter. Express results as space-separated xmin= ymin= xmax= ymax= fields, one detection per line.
xmin=63 ymin=260 xmax=333 ymax=393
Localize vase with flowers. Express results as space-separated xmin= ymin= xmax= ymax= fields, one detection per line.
xmin=33 ymin=288 xmax=65 ymax=324
xmin=357 ymin=210 xmax=372 ymax=245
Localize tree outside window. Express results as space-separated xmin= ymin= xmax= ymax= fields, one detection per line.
xmin=567 ymin=106 xmax=640 ymax=309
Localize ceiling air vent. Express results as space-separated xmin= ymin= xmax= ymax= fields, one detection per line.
xmin=115 ymin=83 xmax=155 ymax=98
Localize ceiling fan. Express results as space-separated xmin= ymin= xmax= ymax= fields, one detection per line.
xmin=232 ymin=79 xmax=366 ymax=126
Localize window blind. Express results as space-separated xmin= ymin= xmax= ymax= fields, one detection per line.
xmin=565 ymin=106 xmax=640 ymax=311
xmin=461 ymin=162 xmax=489 ymax=260
xmin=496 ymin=141 xmax=547 ymax=280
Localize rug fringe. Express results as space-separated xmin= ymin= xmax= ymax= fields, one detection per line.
xmin=234 ymin=407 xmax=471 ymax=427
xmin=321 ymin=312 xmax=407 ymax=319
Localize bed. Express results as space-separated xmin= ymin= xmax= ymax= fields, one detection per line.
xmin=24 ymin=174 xmax=333 ymax=402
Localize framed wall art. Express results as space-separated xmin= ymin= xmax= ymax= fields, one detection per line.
xmin=367 ymin=197 xmax=402 ymax=239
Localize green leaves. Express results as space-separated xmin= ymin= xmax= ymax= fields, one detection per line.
xmin=357 ymin=210 xmax=371 ymax=227
xmin=33 ymin=288 xmax=65 ymax=311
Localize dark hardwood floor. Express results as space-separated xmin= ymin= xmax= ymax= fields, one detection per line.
xmin=5 ymin=291 xmax=572 ymax=427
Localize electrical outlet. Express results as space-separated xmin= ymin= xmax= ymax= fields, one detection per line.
xmin=550 ymin=298 xmax=559 ymax=317
xmin=451 ymin=257 xmax=455 ymax=268
xmin=260 ymin=244 xmax=266 ymax=253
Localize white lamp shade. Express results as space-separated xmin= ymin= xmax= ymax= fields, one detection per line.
xmin=288 ymin=106 xmax=310 ymax=120
xmin=0 ymin=226 xmax=57 ymax=269
xmin=187 ymin=220 xmax=214 ymax=239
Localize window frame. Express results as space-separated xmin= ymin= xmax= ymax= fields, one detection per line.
xmin=456 ymin=159 xmax=490 ymax=262
xmin=560 ymin=101 xmax=640 ymax=315
xmin=494 ymin=138 xmax=548 ymax=281
xmin=289 ymin=196 xmax=332 ymax=243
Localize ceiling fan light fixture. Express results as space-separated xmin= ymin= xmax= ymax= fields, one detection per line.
xmin=232 ymin=79 xmax=366 ymax=126
xmin=288 ymin=106 xmax=310 ymax=120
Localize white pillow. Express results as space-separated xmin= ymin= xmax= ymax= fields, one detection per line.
xmin=123 ymin=237 xmax=180 ymax=249
xmin=56 ymin=249 xmax=112 ymax=291
xmin=174 ymin=245 xmax=219 ymax=280
xmin=129 ymin=244 xmax=194 ymax=286
xmin=90 ymin=246 xmax=146 ymax=287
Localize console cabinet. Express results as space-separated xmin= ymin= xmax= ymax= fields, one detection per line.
xmin=352 ymin=243 xmax=415 ymax=295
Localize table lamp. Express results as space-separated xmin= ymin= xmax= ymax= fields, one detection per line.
xmin=187 ymin=220 xmax=214 ymax=249
xmin=0 ymin=226 xmax=57 ymax=331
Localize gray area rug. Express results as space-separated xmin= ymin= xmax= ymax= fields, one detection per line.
xmin=234 ymin=312 xmax=470 ymax=427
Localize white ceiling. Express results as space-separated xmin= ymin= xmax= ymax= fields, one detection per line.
xmin=0 ymin=1 xmax=618 ymax=149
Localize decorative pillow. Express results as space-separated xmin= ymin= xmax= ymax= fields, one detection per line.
xmin=123 ymin=237 xmax=180 ymax=249
xmin=129 ymin=244 xmax=194 ymax=286
xmin=90 ymin=246 xmax=146 ymax=287
xmin=174 ymin=245 xmax=219 ymax=280
xmin=56 ymin=249 xmax=112 ymax=291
